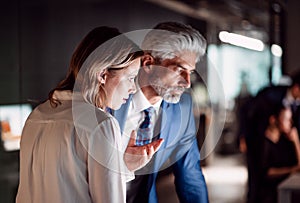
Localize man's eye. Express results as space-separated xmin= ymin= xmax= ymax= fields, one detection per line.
xmin=178 ymin=67 xmax=185 ymax=72
xmin=128 ymin=77 xmax=135 ymax=82
xmin=174 ymin=66 xmax=184 ymax=73
xmin=175 ymin=66 xmax=194 ymax=75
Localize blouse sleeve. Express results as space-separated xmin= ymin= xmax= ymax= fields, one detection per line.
xmin=84 ymin=116 xmax=133 ymax=203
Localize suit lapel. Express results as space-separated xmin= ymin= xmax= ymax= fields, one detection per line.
xmin=160 ymin=101 xmax=181 ymax=148
xmin=152 ymin=101 xmax=182 ymax=171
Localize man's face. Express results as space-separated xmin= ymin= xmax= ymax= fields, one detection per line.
xmin=149 ymin=51 xmax=197 ymax=103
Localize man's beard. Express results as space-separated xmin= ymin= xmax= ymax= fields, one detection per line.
xmin=150 ymin=78 xmax=185 ymax=103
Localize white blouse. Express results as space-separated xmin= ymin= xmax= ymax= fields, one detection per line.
xmin=16 ymin=91 xmax=131 ymax=203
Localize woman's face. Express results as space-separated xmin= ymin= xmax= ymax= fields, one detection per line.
xmin=104 ymin=58 xmax=140 ymax=110
xmin=278 ymin=108 xmax=293 ymax=134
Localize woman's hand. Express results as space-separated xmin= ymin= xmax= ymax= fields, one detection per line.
xmin=124 ymin=130 xmax=163 ymax=172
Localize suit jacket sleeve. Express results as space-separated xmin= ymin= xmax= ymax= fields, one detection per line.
xmin=172 ymin=94 xmax=209 ymax=203
xmin=173 ymin=140 xmax=208 ymax=203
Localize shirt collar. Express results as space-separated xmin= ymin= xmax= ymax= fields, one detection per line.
xmin=132 ymin=88 xmax=162 ymax=113
xmin=132 ymin=89 xmax=152 ymax=113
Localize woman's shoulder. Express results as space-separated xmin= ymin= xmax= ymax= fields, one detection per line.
xmin=72 ymin=102 xmax=118 ymax=132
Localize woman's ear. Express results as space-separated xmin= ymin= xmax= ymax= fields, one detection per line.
xmin=141 ymin=54 xmax=155 ymax=72
xmin=97 ymin=70 xmax=107 ymax=84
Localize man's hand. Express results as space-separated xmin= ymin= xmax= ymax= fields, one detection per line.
xmin=124 ymin=130 xmax=163 ymax=172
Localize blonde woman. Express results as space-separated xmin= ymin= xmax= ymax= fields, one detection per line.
xmin=16 ymin=26 xmax=163 ymax=203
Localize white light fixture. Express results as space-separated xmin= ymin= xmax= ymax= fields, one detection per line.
xmin=219 ymin=31 xmax=264 ymax=51
xmin=271 ymin=44 xmax=282 ymax=57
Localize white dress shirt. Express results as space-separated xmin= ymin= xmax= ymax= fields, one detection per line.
xmin=16 ymin=90 xmax=131 ymax=203
xmin=122 ymin=89 xmax=162 ymax=148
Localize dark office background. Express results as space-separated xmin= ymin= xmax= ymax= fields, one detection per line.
xmin=1 ymin=0 xmax=300 ymax=104
xmin=1 ymin=0 xmax=197 ymax=105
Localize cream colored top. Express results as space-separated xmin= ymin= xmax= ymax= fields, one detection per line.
xmin=16 ymin=90 xmax=132 ymax=203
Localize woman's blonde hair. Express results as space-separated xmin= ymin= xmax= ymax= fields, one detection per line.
xmin=49 ymin=26 xmax=143 ymax=108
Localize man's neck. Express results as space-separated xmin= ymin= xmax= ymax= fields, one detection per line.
xmin=140 ymin=86 xmax=162 ymax=105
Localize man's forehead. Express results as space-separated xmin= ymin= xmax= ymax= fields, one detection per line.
xmin=170 ymin=52 xmax=197 ymax=68
xmin=177 ymin=50 xmax=198 ymax=61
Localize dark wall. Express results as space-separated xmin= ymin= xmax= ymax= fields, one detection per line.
xmin=1 ymin=0 xmax=20 ymax=104
xmin=285 ymin=0 xmax=300 ymax=74
xmin=0 ymin=0 xmax=189 ymax=105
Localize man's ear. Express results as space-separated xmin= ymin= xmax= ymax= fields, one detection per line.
xmin=141 ymin=54 xmax=155 ymax=72
xmin=97 ymin=70 xmax=107 ymax=84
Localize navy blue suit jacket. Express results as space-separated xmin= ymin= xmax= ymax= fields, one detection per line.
xmin=114 ymin=92 xmax=209 ymax=203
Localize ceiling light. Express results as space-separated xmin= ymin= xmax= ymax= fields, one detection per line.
xmin=271 ymin=44 xmax=282 ymax=57
xmin=219 ymin=31 xmax=264 ymax=51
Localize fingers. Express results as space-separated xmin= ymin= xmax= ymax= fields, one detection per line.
xmin=133 ymin=142 xmax=159 ymax=157
xmin=140 ymin=138 xmax=164 ymax=157
xmin=141 ymin=147 xmax=147 ymax=156
xmin=126 ymin=134 xmax=163 ymax=158
xmin=127 ymin=130 xmax=137 ymax=147
xmin=148 ymin=138 xmax=164 ymax=152
xmin=124 ymin=140 xmax=163 ymax=172
xmin=126 ymin=145 xmax=148 ymax=155
xmin=147 ymin=145 xmax=155 ymax=157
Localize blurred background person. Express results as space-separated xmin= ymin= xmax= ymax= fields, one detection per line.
xmin=260 ymin=104 xmax=300 ymax=203
xmin=243 ymin=71 xmax=300 ymax=202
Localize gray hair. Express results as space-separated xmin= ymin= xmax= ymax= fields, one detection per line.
xmin=141 ymin=22 xmax=206 ymax=62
